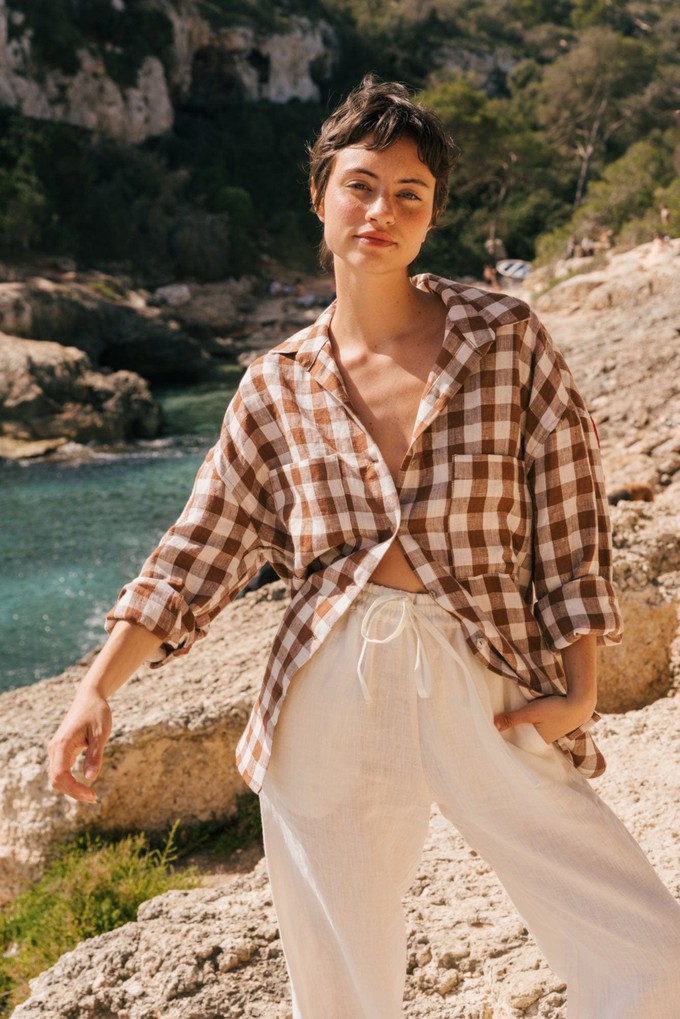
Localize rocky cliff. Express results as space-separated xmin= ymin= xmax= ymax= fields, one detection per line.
xmin=0 ymin=1 xmax=338 ymax=143
xmin=3 ymin=243 xmax=680 ymax=1017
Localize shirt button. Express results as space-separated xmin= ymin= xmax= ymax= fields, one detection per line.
xmin=367 ymin=445 xmax=380 ymax=462
xmin=475 ymin=635 xmax=487 ymax=650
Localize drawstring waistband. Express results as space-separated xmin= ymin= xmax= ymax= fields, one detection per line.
xmin=356 ymin=594 xmax=476 ymax=703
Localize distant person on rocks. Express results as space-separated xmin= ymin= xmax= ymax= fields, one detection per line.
xmin=565 ymin=234 xmax=578 ymax=259
xmin=660 ymin=203 xmax=670 ymax=232
xmin=641 ymin=231 xmax=672 ymax=267
xmin=580 ymin=233 xmax=595 ymax=257
xmin=483 ymin=234 xmax=506 ymax=262
xmin=481 ymin=262 xmax=498 ymax=290
xmin=48 ymin=75 xmax=680 ymax=1018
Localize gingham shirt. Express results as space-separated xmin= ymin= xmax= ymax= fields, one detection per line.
xmin=107 ymin=274 xmax=622 ymax=791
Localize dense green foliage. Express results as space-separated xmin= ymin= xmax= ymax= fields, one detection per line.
xmin=1 ymin=0 xmax=678 ymax=279
xmin=0 ymin=825 xmax=198 ymax=1017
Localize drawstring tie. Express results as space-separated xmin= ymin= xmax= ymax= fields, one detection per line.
xmin=356 ymin=594 xmax=477 ymax=703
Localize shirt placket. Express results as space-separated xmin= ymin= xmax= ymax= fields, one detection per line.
xmin=302 ymin=343 xmax=404 ymax=571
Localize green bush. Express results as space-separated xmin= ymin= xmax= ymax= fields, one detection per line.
xmin=0 ymin=115 xmax=49 ymax=252
xmin=573 ymin=136 xmax=673 ymax=237
xmin=0 ymin=825 xmax=198 ymax=1017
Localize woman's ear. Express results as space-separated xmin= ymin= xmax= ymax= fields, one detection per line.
xmin=311 ymin=184 xmax=324 ymax=222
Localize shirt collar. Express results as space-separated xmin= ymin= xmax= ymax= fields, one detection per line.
xmin=269 ymin=275 xmax=531 ymax=419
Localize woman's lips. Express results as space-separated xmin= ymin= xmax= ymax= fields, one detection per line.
xmin=356 ymin=231 xmax=395 ymax=246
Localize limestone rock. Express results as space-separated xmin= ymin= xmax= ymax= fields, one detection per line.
xmin=597 ymin=594 xmax=676 ymax=713
xmin=597 ymin=481 xmax=680 ymax=712
xmin=434 ymin=43 xmax=517 ymax=92
xmin=163 ymin=6 xmax=339 ymax=106
xmin=0 ymin=584 xmax=287 ymax=904
xmin=0 ymin=332 xmax=161 ymax=444
xmin=533 ymin=242 xmax=680 ymax=480
xmin=210 ymin=18 xmax=337 ymax=104
xmin=0 ymin=38 xmax=173 ymax=144
xmin=0 ymin=4 xmax=338 ymax=142
xmin=531 ymin=246 xmax=680 ymax=716
xmin=0 ymin=279 xmax=211 ymax=384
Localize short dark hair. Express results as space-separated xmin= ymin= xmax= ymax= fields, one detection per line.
xmin=308 ymin=74 xmax=460 ymax=268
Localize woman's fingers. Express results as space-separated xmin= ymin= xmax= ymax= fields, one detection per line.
xmin=493 ymin=695 xmax=581 ymax=744
xmin=48 ymin=733 xmax=98 ymax=803
xmin=47 ymin=696 xmax=112 ymax=803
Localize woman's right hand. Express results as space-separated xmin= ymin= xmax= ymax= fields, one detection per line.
xmin=47 ymin=620 xmax=163 ymax=803
xmin=48 ymin=688 xmax=113 ymax=803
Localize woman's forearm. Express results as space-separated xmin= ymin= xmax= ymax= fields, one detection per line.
xmin=561 ymin=633 xmax=598 ymax=712
xmin=80 ymin=620 xmax=164 ymax=699
xmin=494 ymin=632 xmax=599 ymax=742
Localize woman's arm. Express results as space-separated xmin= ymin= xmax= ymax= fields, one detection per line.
xmin=47 ymin=621 xmax=162 ymax=803
xmin=494 ymin=633 xmax=598 ymax=743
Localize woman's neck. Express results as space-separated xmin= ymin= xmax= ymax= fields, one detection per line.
xmin=331 ymin=267 xmax=432 ymax=353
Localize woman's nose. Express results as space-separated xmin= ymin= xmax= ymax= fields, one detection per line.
xmin=366 ymin=191 xmax=395 ymax=224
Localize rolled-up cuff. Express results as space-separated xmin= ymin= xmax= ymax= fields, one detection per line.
xmin=535 ymin=575 xmax=623 ymax=650
xmin=556 ymin=720 xmax=606 ymax=778
xmin=105 ymin=577 xmax=199 ymax=668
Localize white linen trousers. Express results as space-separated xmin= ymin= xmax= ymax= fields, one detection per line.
xmin=260 ymin=584 xmax=680 ymax=1018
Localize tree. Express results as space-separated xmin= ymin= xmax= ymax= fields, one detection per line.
xmin=574 ymin=135 xmax=673 ymax=235
xmin=536 ymin=27 xmax=655 ymax=207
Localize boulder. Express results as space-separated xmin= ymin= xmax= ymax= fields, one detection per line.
xmin=0 ymin=333 xmax=162 ymax=445
xmin=0 ymin=280 xmax=211 ymax=385
xmin=533 ymin=245 xmax=680 ymax=471
xmin=0 ymin=584 xmax=287 ymax=905
xmin=597 ymin=594 xmax=677 ymax=713
xmin=597 ymin=481 xmax=680 ymax=713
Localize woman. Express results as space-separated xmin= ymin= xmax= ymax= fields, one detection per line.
xmin=49 ymin=76 xmax=680 ymax=1017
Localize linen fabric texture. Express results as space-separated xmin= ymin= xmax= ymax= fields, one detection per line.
xmin=106 ymin=275 xmax=622 ymax=791
xmin=260 ymin=585 xmax=680 ymax=1019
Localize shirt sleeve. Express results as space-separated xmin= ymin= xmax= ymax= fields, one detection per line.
xmin=524 ymin=320 xmax=623 ymax=650
xmin=105 ymin=382 xmax=274 ymax=666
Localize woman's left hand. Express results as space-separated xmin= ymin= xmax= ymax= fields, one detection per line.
xmin=494 ymin=692 xmax=595 ymax=745
xmin=495 ymin=634 xmax=598 ymax=744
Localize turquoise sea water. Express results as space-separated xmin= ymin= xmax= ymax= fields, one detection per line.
xmin=0 ymin=373 xmax=243 ymax=693
xmin=0 ymin=442 xmax=208 ymax=692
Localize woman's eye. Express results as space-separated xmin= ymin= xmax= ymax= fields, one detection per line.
xmin=399 ymin=191 xmax=421 ymax=201
xmin=347 ymin=181 xmax=370 ymax=191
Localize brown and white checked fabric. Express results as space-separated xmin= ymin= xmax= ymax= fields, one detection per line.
xmin=106 ymin=275 xmax=622 ymax=791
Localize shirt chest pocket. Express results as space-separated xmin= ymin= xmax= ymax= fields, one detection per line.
xmin=269 ymin=455 xmax=375 ymax=568
xmin=447 ymin=454 xmax=530 ymax=579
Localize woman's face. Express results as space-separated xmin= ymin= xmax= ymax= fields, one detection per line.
xmin=314 ymin=135 xmax=436 ymax=276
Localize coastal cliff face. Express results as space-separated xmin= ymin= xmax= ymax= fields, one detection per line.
xmin=0 ymin=0 xmax=337 ymax=143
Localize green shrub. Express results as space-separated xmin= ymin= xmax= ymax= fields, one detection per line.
xmin=573 ymin=137 xmax=673 ymax=237
xmin=0 ymin=825 xmax=198 ymax=1017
